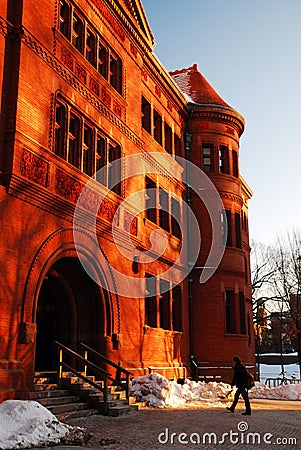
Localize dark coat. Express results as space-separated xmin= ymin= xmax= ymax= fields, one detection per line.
xmin=231 ymin=362 xmax=248 ymax=389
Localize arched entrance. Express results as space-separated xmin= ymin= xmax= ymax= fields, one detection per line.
xmin=35 ymin=257 xmax=110 ymax=372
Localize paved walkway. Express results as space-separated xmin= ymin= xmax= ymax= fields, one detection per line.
xmin=56 ymin=399 xmax=301 ymax=450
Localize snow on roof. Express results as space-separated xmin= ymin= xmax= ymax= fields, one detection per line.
xmin=170 ymin=63 xmax=231 ymax=108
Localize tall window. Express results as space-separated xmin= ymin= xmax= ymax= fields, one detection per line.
xmin=96 ymin=133 xmax=106 ymax=184
xmin=232 ymin=150 xmax=239 ymax=177
xmin=72 ymin=13 xmax=84 ymax=53
xmin=239 ymin=292 xmax=246 ymax=334
xmin=159 ymin=188 xmax=169 ymax=232
xmin=68 ymin=113 xmax=80 ymax=167
xmin=54 ymin=101 xmax=66 ymax=159
xmin=85 ymin=27 xmax=96 ymax=66
xmin=164 ymin=122 xmax=173 ymax=154
xmin=142 ymin=96 xmax=151 ymax=133
xmin=83 ymin=124 xmax=93 ymax=176
xmin=171 ymin=197 xmax=181 ymax=239
xmin=225 ymin=290 xmax=236 ymax=333
xmin=219 ymin=145 xmax=229 ymax=174
xmin=174 ymin=134 xmax=181 ymax=157
xmin=145 ymin=177 xmax=157 ymax=224
xmin=172 ymin=285 xmax=182 ymax=331
xmin=145 ymin=275 xmax=157 ymax=328
xmin=109 ymin=52 xmax=122 ymax=94
xmin=108 ymin=143 xmax=121 ymax=196
xmin=160 ymin=279 xmax=170 ymax=330
xmin=153 ymin=110 xmax=162 ymax=145
xmin=202 ymin=144 xmax=212 ymax=172
xmin=235 ymin=212 xmax=242 ymax=248
xmin=98 ymin=40 xmax=108 ymax=78
xmin=225 ymin=210 xmax=232 ymax=246
xmin=59 ymin=0 xmax=70 ymax=38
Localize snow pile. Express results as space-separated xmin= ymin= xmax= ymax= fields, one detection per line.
xmin=0 ymin=400 xmax=89 ymax=449
xmin=130 ymin=373 xmax=233 ymax=408
xmin=131 ymin=373 xmax=301 ymax=408
xmin=250 ymin=383 xmax=301 ymax=401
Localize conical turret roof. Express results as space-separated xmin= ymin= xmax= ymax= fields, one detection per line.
xmin=170 ymin=64 xmax=231 ymax=108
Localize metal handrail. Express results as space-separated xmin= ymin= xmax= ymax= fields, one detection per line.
xmin=55 ymin=341 xmax=111 ymax=414
xmin=80 ymin=342 xmax=132 ymax=399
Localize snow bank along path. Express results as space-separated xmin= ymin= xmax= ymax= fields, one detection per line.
xmin=130 ymin=373 xmax=301 ymax=408
xmin=0 ymin=400 xmax=88 ymax=449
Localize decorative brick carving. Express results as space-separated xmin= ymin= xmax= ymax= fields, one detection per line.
xmin=113 ymin=100 xmax=122 ymax=118
xmin=155 ymin=85 xmax=162 ymax=97
xmin=99 ymin=198 xmax=119 ymax=223
xmin=225 ymin=125 xmax=236 ymax=135
xmin=130 ymin=42 xmax=138 ymax=57
xmin=167 ymin=99 xmax=173 ymax=112
xmin=55 ymin=168 xmax=82 ymax=203
xmin=141 ymin=68 xmax=148 ymax=81
xmin=89 ymin=0 xmax=126 ymax=41
xmin=89 ymin=76 xmax=100 ymax=97
xmin=101 ymin=88 xmax=111 ymax=107
xmin=75 ymin=62 xmax=87 ymax=84
xmin=20 ymin=149 xmax=48 ymax=187
xmin=61 ymin=47 xmax=74 ymax=71
xmin=124 ymin=210 xmax=138 ymax=236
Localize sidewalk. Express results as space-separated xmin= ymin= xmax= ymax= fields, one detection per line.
xmin=52 ymin=399 xmax=301 ymax=450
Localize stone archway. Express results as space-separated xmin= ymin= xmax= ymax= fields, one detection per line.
xmin=21 ymin=228 xmax=118 ymax=378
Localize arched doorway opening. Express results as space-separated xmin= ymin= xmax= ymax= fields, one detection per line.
xmin=35 ymin=257 xmax=110 ymax=372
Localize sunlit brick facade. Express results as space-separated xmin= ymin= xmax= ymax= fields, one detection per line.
xmin=0 ymin=0 xmax=255 ymax=400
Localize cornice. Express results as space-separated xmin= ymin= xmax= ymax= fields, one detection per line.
xmin=189 ymin=104 xmax=245 ymax=136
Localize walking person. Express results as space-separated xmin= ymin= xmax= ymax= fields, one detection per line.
xmin=227 ymin=356 xmax=251 ymax=415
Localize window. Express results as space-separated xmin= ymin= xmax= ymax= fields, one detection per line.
xmin=219 ymin=145 xmax=229 ymax=174
xmin=142 ymin=96 xmax=151 ymax=133
xmin=159 ymin=188 xmax=169 ymax=232
xmin=247 ymin=312 xmax=252 ymax=345
xmin=153 ymin=110 xmax=162 ymax=145
xmin=145 ymin=177 xmax=157 ymax=223
xmin=202 ymin=144 xmax=212 ymax=172
xmin=83 ymin=123 xmax=93 ymax=176
xmin=85 ymin=27 xmax=96 ymax=66
xmin=58 ymin=5 xmax=122 ymax=94
xmin=232 ymin=150 xmax=239 ymax=177
xmin=239 ymin=292 xmax=246 ymax=334
xmin=160 ymin=279 xmax=170 ymax=330
xmin=225 ymin=290 xmax=236 ymax=333
xmin=54 ymin=98 xmax=122 ymax=194
xmin=225 ymin=210 xmax=232 ymax=246
xmin=174 ymin=134 xmax=181 ymax=157
xmin=171 ymin=197 xmax=181 ymax=239
xmin=59 ymin=0 xmax=70 ymax=38
xmin=68 ymin=112 xmax=80 ymax=167
xmin=242 ymin=211 xmax=248 ymax=231
xmin=164 ymin=122 xmax=172 ymax=154
xmin=235 ymin=212 xmax=242 ymax=248
xmin=109 ymin=52 xmax=122 ymax=94
xmin=145 ymin=275 xmax=157 ymax=328
xmin=172 ymin=285 xmax=182 ymax=331
xmin=72 ymin=13 xmax=84 ymax=53
xmin=98 ymin=40 xmax=108 ymax=78
xmin=108 ymin=143 xmax=121 ymax=196
xmin=54 ymin=101 xmax=66 ymax=159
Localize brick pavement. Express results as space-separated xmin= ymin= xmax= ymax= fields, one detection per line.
xmin=60 ymin=399 xmax=301 ymax=450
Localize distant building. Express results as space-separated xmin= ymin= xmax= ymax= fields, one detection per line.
xmin=0 ymin=0 xmax=255 ymax=400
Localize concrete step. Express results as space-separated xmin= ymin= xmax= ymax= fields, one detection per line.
xmin=34 ymin=395 xmax=81 ymax=407
xmin=33 ymin=383 xmax=58 ymax=392
xmin=47 ymin=401 xmax=91 ymax=415
xmin=108 ymin=404 xmax=139 ymax=417
xmin=30 ymin=389 xmax=71 ymax=400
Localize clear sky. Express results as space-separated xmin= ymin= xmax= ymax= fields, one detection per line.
xmin=141 ymin=0 xmax=301 ymax=244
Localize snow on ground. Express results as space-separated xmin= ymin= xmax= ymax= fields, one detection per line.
xmin=0 ymin=400 xmax=88 ymax=449
xmin=130 ymin=372 xmax=301 ymax=409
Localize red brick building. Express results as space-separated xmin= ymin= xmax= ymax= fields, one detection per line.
xmin=0 ymin=0 xmax=255 ymax=400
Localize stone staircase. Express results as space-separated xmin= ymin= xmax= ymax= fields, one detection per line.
xmin=31 ymin=372 xmax=139 ymax=418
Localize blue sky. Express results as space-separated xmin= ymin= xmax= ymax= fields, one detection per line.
xmin=141 ymin=0 xmax=301 ymax=244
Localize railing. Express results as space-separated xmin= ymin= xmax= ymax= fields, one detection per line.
xmin=190 ymin=357 xmax=255 ymax=383
xmin=80 ymin=342 xmax=132 ymax=400
xmin=55 ymin=341 xmax=112 ymax=414
xmin=265 ymin=377 xmax=301 ymax=388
